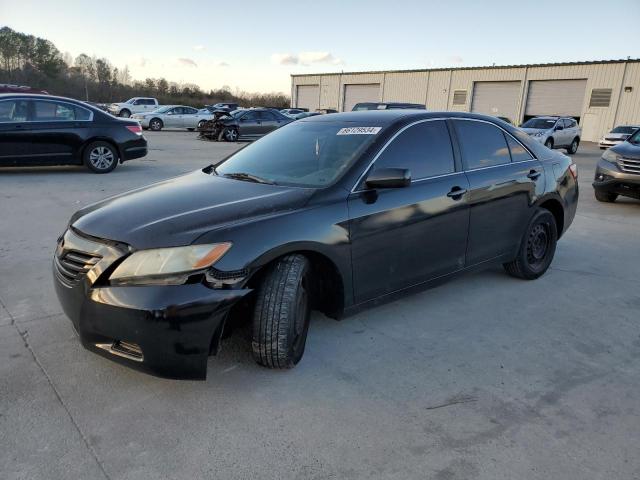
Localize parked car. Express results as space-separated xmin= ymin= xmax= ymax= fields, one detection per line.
xmin=0 ymin=94 xmax=147 ymax=173
xmin=496 ymin=116 xmax=513 ymax=125
xmin=593 ymin=128 xmax=640 ymax=202
xmin=352 ymin=102 xmax=426 ymax=111
xmin=290 ymin=111 xmax=322 ymax=120
xmin=53 ymin=111 xmax=578 ymax=379
xmin=0 ymin=83 xmax=49 ymax=94
xmin=520 ymin=116 xmax=581 ymax=154
xmin=281 ymin=108 xmax=308 ymax=116
xmin=316 ymin=108 xmax=338 ymax=114
xmin=206 ymin=102 xmax=239 ymax=112
xmin=132 ymin=105 xmax=215 ymax=131
xmin=107 ymin=97 xmax=159 ymax=118
xmin=217 ymin=108 xmax=293 ymax=141
xmin=598 ymin=125 xmax=640 ymax=149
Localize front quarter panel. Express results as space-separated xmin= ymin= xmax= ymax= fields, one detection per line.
xmin=195 ymin=192 xmax=354 ymax=308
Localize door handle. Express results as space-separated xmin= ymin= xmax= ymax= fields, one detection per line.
xmin=527 ymin=169 xmax=541 ymax=180
xmin=447 ymin=186 xmax=467 ymax=199
xmin=14 ymin=124 xmax=25 ymax=130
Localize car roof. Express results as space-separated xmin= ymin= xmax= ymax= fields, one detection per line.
xmin=0 ymin=93 xmax=79 ymax=102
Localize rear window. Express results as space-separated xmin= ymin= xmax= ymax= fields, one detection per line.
xmin=32 ymin=101 xmax=91 ymax=121
xmin=0 ymin=100 xmax=29 ymax=122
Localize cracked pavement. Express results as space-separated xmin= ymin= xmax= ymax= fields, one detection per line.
xmin=1 ymin=133 xmax=639 ymax=479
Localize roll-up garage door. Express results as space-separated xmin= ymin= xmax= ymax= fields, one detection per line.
xmin=296 ymin=85 xmax=319 ymax=111
xmin=343 ymin=84 xmax=380 ymax=111
xmin=525 ymin=80 xmax=587 ymax=117
xmin=471 ymin=81 xmax=521 ymax=121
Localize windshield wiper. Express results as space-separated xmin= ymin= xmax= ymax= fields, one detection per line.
xmin=222 ymin=172 xmax=275 ymax=184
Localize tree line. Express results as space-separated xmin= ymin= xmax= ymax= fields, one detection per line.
xmin=0 ymin=26 xmax=290 ymax=108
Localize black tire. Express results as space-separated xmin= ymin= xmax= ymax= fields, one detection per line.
xmin=222 ymin=127 xmax=239 ymax=142
xmin=503 ymin=208 xmax=557 ymax=280
xmin=594 ymin=190 xmax=618 ymax=203
xmin=544 ymin=138 xmax=554 ymax=149
xmin=83 ymin=141 xmax=118 ymax=174
xmin=187 ymin=128 xmax=195 ymax=131
xmin=251 ymin=254 xmax=312 ymax=369
xmin=119 ymin=109 xmax=131 ymax=118
xmin=566 ymin=137 xmax=579 ymax=154
xmin=149 ymin=118 xmax=163 ymax=131
xmin=197 ymin=120 xmax=205 ymax=130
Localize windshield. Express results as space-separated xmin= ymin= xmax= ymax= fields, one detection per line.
xmin=611 ymin=126 xmax=638 ymax=134
xmin=521 ymin=118 xmax=557 ymax=129
xmin=125 ymin=98 xmax=136 ymax=104
xmin=353 ymin=103 xmax=379 ymax=111
xmin=628 ymin=130 xmax=640 ymax=145
xmin=216 ymin=121 xmax=382 ymax=187
xmin=230 ymin=110 xmax=245 ymax=117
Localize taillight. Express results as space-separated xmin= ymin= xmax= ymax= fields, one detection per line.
xmin=569 ymin=163 xmax=578 ymax=180
xmin=126 ymin=125 xmax=142 ymax=136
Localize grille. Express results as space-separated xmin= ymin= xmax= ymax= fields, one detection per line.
xmin=55 ymin=250 xmax=102 ymax=284
xmin=619 ymin=157 xmax=640 ymax=174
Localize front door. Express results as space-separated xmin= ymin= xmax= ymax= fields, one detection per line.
xmin=238 ymin=111 xmax=262 ymax=137
xmin=349 ymin=120 xmax=470 ymax=304
xmin=451 ymin=119 xmax=545 ymax=265
xmin=0 ymin=98 xmax=32 ymax=165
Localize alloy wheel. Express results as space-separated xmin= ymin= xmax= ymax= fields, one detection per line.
xmin=89 ymin=146 xmax=115 ymax=171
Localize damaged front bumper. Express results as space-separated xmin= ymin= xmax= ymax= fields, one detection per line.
xmin=53 ymin=228 xmax=251 ymax=380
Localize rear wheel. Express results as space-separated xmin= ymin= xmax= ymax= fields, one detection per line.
xmin=251 ymin=254 xmax=312 ymax=369
xmin=503 ymin=208 xmax=557 ymax=280
xmin=544 ymin=138 xmax=554 ymax=149
xmin=566 ymin=137 xmax=579 ymax=154
xmin=149 ymin=118 xmax=163 ymax=131
xmin=595 ymin=190 xmax=618 ymax=203
xmin=84 ymin=141 xmax=118 ymax=174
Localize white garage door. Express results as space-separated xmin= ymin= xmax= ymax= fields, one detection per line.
xmin=343 ymin=84 xmax=380 ymax=111
xmin=525 ymin=79 xmax=587 ymax=117
xmin=296 ymin=85 xmax=319 ymax=111
xmin=471 ymin=81 xmax=521 ymax=121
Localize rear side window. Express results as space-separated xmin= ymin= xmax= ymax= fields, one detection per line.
xmin=259 ymin=111 xmax=277 ymax=120
xmin=455 ymin=120 xmax=511 ymax=169
xmin=505 ymin=135 xmax=533 ymax=162
xmin=32 ymin=101 xmax=90 ymax=121
xmin=374 ymin=120 xmax=455 ymax=179
xmin=0 ymin=100 xmax=29 ymax=122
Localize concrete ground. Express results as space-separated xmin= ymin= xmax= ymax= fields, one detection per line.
xmin=1 ymin=132 xmax=639 ymax=480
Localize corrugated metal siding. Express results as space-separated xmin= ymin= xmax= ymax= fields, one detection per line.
xmin=291 ymin=61 xmax=640 ymax=141
xmin=525 ymin=79 xmax=588 ymax=117
xmin=343 ymin=84 xmax=381 ymax=112
xmin=296 ymin=85 xmax=320 ymax=111
xmin=471 ymin=81 xmax=521 ymax=121
xmin=382 ymin=71 xmax=429 ymax=105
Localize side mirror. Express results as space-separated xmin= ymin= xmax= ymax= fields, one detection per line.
xmin=365 ymin=168 xmax=411 ymax=189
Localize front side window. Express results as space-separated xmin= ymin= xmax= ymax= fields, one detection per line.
xmin=455 ymin=120 xmax=511 ymax=170
xmin=32 ymin=101 xmax=89 ymax=121
xmin=373 ymin=120 xmax=454 ymax=179
xmin=0 ymin=100 xmax=29 ymax=122
xmin=216 ymin=121 xmax=380 ymax=187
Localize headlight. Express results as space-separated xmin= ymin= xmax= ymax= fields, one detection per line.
xmin=533 ymin=131 xmax=546 ymax=137
xmin=110 ymin=243 xmax=232 ymax=285
xmin=602 ymin=149 xmax=621 ymax=164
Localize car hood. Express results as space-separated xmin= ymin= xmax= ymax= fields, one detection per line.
xmin=603 ymin=133 xmax=629 ymax=139
xmin=520 ymin=128 xmax=550 ymax=135
xmin=611 ymin=141 xmax=640 ymax=160
xmin=71 ymin=170 xmax=314 ymax=249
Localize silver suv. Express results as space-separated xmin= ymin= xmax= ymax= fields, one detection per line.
xmin=521 ymin=116 xmax=581 ymax=154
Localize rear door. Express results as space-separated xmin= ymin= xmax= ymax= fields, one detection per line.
xmin=0 ymin=98 xmax=32 ymax=165
xmin=182 ymin=107 xmax=199 ymax=128
xmin=452 ymin=119 xmax=544 ymax=265
xmin=25 ymin=99 xmax=90 ymax=165
xmin=237 ymin=111 xmax=262 ymax=136
xmin=164 ymin=107 xmax=183 ymax=127
xmin=349 ymin=119 xmax=470 ymax=303
xmin=258 ymin=111 xmax=282 ymax=134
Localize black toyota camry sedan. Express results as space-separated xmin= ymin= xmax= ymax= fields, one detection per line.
xmin=53 ymin=111 xmax=578 ymax=379
xmin=0 ymin=94 xmax=147 ymax=173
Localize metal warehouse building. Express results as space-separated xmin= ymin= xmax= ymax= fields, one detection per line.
xmin=291 ymin=59 xmax=640 ymax=142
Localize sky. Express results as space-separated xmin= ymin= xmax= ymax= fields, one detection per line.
xmin=1 ymin=0 xmax=639 ymax=94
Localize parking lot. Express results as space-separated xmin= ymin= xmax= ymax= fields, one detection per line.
xmin=1 ymin=133 xmax=639 ymax=479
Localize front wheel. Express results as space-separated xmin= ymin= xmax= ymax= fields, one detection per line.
xmin=503 ymin=208 xmax=557 ymax=280
xmin=119 ymin=109 xmax=131 ymax=118
xmin=84 ymin=141 xmax=118 ymax=174
xmin=251 ymin=254 xmax=312 ymax=369
xmin=566 ymin=138 xmax=579 ymax=154
xmin=222 ymin=127 xmax=239 ymax=142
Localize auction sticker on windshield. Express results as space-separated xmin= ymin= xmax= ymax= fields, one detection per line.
xmin=337 ymin=127 xmax=382 ymax=135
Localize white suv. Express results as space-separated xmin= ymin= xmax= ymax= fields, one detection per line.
xmin=520 ymin=116 xmax=582 ymax=154
xmin=107 ymin=97 xmax=159 ymax=118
